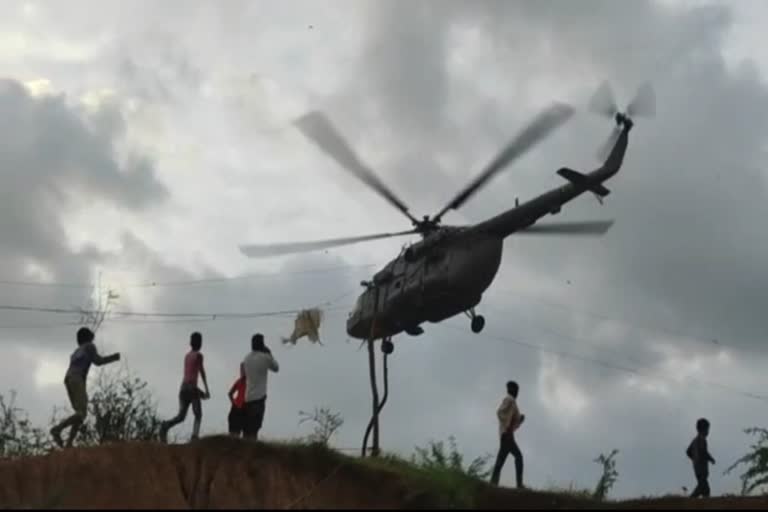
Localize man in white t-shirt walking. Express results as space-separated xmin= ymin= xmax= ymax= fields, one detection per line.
xmin=241 ymin=333 xmax=279 ymax=440
xmin=490 ymin=380 xmax=525 ymax=488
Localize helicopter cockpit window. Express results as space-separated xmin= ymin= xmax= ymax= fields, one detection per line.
xmin=352 ymin=295 xmax=364 ymax=315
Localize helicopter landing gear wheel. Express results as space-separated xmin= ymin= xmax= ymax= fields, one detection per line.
xmin=464 ymin=308 xmax=486 ymax=333
xmin=382 ymin=339 xmax=394 ymax=354
xmin=471 ymin=315 xmax=485 ymax=334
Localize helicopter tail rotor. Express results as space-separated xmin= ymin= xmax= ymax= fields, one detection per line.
xmin=590 ymin=81 xmax=655 ymax=161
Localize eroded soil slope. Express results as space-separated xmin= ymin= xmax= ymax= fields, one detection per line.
xmin=0 ymin=437 xmax=765 ymax=509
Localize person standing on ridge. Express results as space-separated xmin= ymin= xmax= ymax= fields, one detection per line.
xmin=242 ymin=333 xmax=279 ymax=440
xmin=159 ymin=332 xmax=210 ymax=443
xmin=50 ymin=327 xmax=121 ymax=448
xmin=490 ymin=380 xmax=525 ymax=488
xmin=687 ymin=418 xmax=716 ymax=498
xmin=227 ymin=364 xmax=247 ymax=437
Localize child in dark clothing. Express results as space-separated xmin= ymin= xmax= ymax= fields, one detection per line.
xmin=227 ymin=367 xmax=246 ymax=437
xmin=686 ymin=418 xmax=716 ymax=498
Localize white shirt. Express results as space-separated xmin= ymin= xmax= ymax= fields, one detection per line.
xmin=242 ymin=350 xmax=279 ymax=402
xmin=497 ymin=394 xmax=522 ymax=437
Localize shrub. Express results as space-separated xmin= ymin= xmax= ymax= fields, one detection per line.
xmin=726 ymin=428 xmax=768 ymax=496
xmin=0 ymin=391 xmax=51 ymax=458
xmin=593 ymin=449 xmax=620 ymax=501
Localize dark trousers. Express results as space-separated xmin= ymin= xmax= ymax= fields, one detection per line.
xmin=691 ymin=473 xmax=710 ymax=498
xmin=161 ymin=384 xmax=203 ymax=441
xmin=244 ymin=397 xmax=266 ymax=439
xmin=491 ymin=433 xmax=524 ymax=488
xmin=228 ymin=405 xmax=245 ymax=437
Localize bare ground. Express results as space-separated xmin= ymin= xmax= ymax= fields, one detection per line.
xmin=0 ymin=437 xmax=764 ymax=509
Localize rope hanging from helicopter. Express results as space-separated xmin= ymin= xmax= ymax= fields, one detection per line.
xmin=362 ymin=337 xmax=393 ymax=457
xmin=361 ymin=312 xmax=380 ymax=457
xmin=360 ymin=255 xmax=429 ymax=457
xmin=360 ymin=288 xmax=395 ymax=458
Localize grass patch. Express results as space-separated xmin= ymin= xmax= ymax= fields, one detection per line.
xmin=359 ymin=451 xmax=489 ymax=508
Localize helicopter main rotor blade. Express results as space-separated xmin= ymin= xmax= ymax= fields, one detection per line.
xmin=294 ymin=111 xmax=418 ymax=225
xmin=516 ymin=220 xmax=615 ymax=236
xmin=432 ymin=102 xmax=574 ymax=224
xmin=588 ymin=81 xmax=619 ymax=119
xmin=626 ymin=82 xmax=656 ymax=118
xmin=239 ymin=229 xmax=418 ymax=258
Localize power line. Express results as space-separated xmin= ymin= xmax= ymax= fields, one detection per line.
xmin=1 ymin=258 xmax=739 ymax=354
xmin=0 ymin=262 xmax=383 ymax=290
xmin=437 ymin=322 xmax=768 ymax=404
xmin=3 ymin=258 xmax=749 ymax=362
xmin=482 ymin=302 xmax=654 ymax=370
xmin=0 ymin=304 xmax=329 ymax=320
xmin=103 ymin=308 xmax=350 ymax=326
xmin=490 ymin=286 xmax=750 ymax=354
xmin=0 ymin=322 xmax=81 ymax=329
xmin=0 ymin=300 xmax=347 ymax=321
xmin=0 ymin=284 xmax=359 ymax=324
xmin=124 ymin=263 xmax=381 ymax=289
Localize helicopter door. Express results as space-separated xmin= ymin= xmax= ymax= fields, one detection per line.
xmin=424 ymin=249 xmax=447 ymax=289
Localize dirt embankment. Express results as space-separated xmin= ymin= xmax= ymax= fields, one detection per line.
xmin=0 ymin=437 xmax=765 ymax=509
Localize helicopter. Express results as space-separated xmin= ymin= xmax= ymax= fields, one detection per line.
xmin=240 ymin=82 xmax=655 ymax=343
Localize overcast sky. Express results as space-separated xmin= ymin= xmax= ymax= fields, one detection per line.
xmin=1 ymin=0 xmax=767 ymax=499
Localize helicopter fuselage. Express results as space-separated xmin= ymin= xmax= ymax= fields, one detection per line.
xmin=347 ymin=229 xmax=503 ymax=339
xmin=346 ymin=119 xmax=631 ymax=340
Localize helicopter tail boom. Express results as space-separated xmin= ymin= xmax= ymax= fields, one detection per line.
xmin=556 ymin=167 xmax=611 ymax=198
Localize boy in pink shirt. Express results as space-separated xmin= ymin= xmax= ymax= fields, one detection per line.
xmin=159 ymin=332 xmax=210 ymax=443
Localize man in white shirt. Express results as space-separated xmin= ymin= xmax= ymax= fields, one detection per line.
xmin=490 ymin=380 xmax=525 ymax=488
xmin=242 ymin=333 xmax=279 ymax=440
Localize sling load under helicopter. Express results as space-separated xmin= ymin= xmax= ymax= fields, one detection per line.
xmin=240 ymin=82 xmax=655 ymax=343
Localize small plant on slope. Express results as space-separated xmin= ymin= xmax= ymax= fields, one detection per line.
xmin=49 ymin=368 xmax=162 ymax=446
xmin=726 ymin=427 xmax=768 ymax=496
xmin=0 ymin=391 xmax=51 ymax=458
xmin=298 ymin=407 xmax=344 ymax=446
xmin=411 ymin=436 xmax=492 ymax=480
xmin=593 ymin=449 xmax=620 ymax=501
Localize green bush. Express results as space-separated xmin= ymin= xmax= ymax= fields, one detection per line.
xmin=360 ymin=437 xmax=492 ymax=508
xmin=726 ymin=428 xmax=768 ymax=496
xmin=411 ymin=436 xmax=492 ymax=480
xmin=48 ymin=367 xmax=164 ymax=447
xmin=0 ymin=391 xmax=51 ymax=458
xmin=80 ymin=369 xmax=162 ymax=445
xmin=593 ymin=449 xmax=620 ymax=501
xmin=298 ymin=407 xmax=344 ymax=446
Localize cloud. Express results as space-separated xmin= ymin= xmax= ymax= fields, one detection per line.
xmin=0 ymin=76 xmax=167 ymax=420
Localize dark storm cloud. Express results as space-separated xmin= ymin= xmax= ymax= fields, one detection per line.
xmin=0 ymin=78 xmax=167 ymax=341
